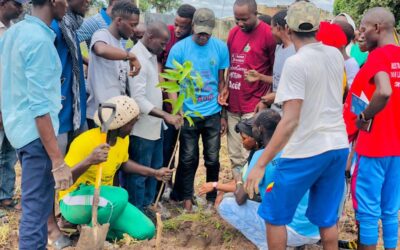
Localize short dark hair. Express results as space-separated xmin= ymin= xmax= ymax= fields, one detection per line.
xmin=293 ymin=30 xmax=316 ymax=38
xmin=234 ymin=0 xmax=257 ymax=14
xmin=334 ymin=20 xmax=355 ymax=45
xmin=258 ymin=15 xmax=272 ymax=25
xmin=111 ymin=0 xmax=140 ymax=20
xmin=32 ymin=0 xmax=48 ymax=7
xmin=177 ymin=4 xmax=196 ymax=19
xmin=271 ymin=10 xmax=287 ymax=28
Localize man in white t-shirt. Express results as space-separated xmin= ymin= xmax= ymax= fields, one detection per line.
xmin=245 ymin=1 xmax=349 ymax=249
xmin=86 ymin=0 xmax=141 ymax=128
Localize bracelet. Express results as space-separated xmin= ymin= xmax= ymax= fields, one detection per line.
xmin=52 ymin=163 xmax=66 ymax=173
xmin=236 ymin=181 xmax=243 ymax=186
xmin=124 ymin=51 xmax=130 ymax=61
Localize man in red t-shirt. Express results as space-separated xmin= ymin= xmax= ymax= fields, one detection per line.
xmin=158 ymin=4 xmax=196 ymax=66
xmin=222 ymin=0 xmax=276 ymax=170
xmin=343 ymin=7 xmax=400 ymax=249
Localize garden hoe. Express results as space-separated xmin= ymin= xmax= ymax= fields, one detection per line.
xmin=76 ymin=103 xmax=116 ymax=250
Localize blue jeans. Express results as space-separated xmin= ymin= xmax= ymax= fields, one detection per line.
xmin=171 ymin=113 xmax=221 ymax=201
xmin=16 ymin=139 xmax=55 ymax=250
xmin=126 ymin=135 xmax=163 ymax=211
xmin=0 ymin=130 xmax=17 ymax=201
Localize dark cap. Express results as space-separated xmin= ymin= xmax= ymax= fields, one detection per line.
xmin=193 ymin=8 xmax=215 ymax=35
xmin=235 ymin=118 xmax=254 ymax=137
xmin=287 ymin=1 xmax=320 ymax=32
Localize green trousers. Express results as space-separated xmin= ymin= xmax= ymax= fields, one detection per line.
xmin=60 ymin=184 xmax=155 ymax=240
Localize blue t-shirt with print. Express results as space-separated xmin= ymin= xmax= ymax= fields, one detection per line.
xmin=166 ymin=36 xmax=230 ymax=117
xmin=245 ymin=149 xmax=320 ymax=238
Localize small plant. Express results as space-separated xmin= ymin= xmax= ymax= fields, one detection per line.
xmin=157 ymin=60 xmax=204 ymax=126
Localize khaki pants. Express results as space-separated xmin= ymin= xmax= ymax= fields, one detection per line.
xmin=227 ymin=111 xmax=254 ymax=169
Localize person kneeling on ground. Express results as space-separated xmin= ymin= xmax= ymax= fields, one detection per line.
xmin=199 ymin=117 xmax=259 ymax=207
xmin=58 ymin=96 xmax=173 ymax=241
xmin=218 ymin=109 xmax=320 ymax=250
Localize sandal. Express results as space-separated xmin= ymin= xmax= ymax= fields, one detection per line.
xmin=49 ymin=235 xmax=73 ymax=250
xmin=1 ymin=199 xmax=21 ymax=211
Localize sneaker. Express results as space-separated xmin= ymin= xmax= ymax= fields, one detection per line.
xmin=338 ymin=239 xmax=358 ymax=249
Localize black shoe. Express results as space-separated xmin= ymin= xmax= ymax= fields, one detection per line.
xmin=338 ymin=239 xmax=358 ymax=249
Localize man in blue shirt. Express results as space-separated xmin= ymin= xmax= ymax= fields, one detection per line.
xmin=166 ymin=8 xmax=230 ymax=212
xmin=48 ymin=0 xmax=89 ymax=248
xmin=0 ymin=0 xmax=73 ymax=249
xmin=0 ymin=0 xmax=26 ymax=217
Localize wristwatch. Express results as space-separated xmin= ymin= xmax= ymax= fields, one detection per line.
xmin=359 ymin=112 xmax=371 ymax=122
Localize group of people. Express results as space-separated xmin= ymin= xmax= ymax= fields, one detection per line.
xmin=0 ymin=0 xmax=399 ymax=249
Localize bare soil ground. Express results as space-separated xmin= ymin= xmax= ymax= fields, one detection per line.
xmin=0 ymin=137 xmax=391 ymax=250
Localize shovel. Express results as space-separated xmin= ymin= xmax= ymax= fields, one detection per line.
xmin=76 ymin=103 xmax=117 ymax=250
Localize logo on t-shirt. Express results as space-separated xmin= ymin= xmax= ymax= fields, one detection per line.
xmin=244 ymin=43 xmax=251 ymax=53
xmin=210 ymin=58 xmax=216 ymax=66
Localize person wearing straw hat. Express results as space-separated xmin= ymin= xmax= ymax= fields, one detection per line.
xmin=0 ymin=0 xmax=73 ymax=248
xmin=58 ymin=96 xmax=173 ymax=241
xmin=245 ymin=1 xmax=349 ymax=249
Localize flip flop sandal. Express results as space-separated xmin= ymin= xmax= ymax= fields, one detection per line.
xmin=50 ymin=235 xmax=73 ymax=250
xmin=1 ymin=199 xmax=20 ymax=210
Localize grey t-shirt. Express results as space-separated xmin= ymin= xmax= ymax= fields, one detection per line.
xmin=272 ymin=44 xmax=296 ymax=92
xmin=86 ymin=29 xmax=129 ymax=119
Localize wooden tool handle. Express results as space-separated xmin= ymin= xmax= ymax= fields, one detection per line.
xmin=92 ymin=132 xmax=108 ymax=226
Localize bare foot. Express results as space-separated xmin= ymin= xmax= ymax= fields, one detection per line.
xmin=183 ymin=199 xmax=193 ymax=212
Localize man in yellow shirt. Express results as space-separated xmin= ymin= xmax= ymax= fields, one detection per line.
xmin=59 ymin=96 xmax=173 ymax=240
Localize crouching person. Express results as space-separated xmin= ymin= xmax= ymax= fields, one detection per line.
xmin=58 ymin=96 xmax=173 ymax=240
xmin=218 ymin=110 xmax=320 ymax=250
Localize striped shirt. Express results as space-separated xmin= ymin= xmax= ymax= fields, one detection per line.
xmin=77 ymin=11 xmax=108 ymax=46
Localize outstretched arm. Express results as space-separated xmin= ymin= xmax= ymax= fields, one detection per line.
xmin=244 ymin=99 xmax=302 ymax=198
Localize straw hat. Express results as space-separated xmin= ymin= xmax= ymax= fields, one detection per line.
xmin=93 ymin=96 xmax=140 ymax=130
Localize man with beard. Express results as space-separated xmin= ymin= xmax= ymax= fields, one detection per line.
xmin=85 ymin=0 xmax=141 ymax=129
xmin=223 ymin=0 xmax=276 ymax=173
xmin=0 ymin=0 xmax=73 ymax=248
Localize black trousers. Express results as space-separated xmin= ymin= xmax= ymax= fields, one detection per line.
xmin=171 ymin=113 xmax=221 ymax=202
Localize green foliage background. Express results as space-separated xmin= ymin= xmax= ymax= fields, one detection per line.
xmin=138 ymin=0 xmax=181 ymax=13
xmin=333 ymin=0 xmax=400 ymax=30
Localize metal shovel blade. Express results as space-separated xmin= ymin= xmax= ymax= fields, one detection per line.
xmin=75 ymin=223 xmax=110 ymax=250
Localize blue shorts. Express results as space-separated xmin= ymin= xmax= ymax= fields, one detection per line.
xmin=258 ymin=148 xmax=348 ymax=227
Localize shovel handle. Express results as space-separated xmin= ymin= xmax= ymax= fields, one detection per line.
xmin=92 ymin=132 xmax=108 ymax=226
xmin=95 ymin=132 xmax=107 ymax=189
